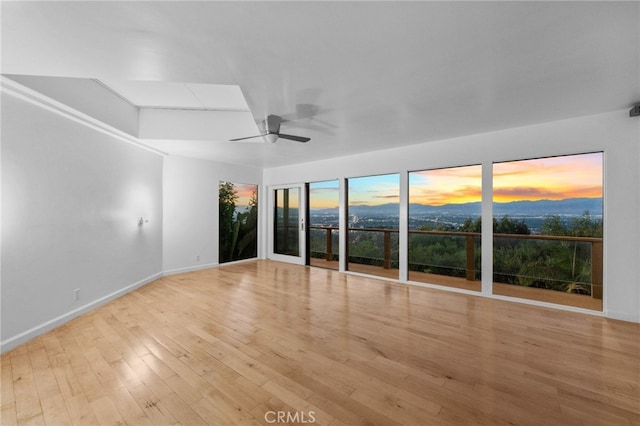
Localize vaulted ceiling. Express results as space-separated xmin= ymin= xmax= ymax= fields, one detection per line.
xmin=2 ymin=1 xmax=639 ymax=167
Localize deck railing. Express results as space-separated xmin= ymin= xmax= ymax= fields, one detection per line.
xmin=309 ymin=225 xmax=603 ymax=299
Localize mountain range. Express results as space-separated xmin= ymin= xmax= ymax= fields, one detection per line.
xmin=312 ymin=197 xmax=603 ymax=217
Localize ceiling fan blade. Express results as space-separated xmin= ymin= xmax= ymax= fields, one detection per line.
xmin=278 ymin=133 xmax=311 ymax=143
xmin=229 ymin=134 xmax=265 ymax=142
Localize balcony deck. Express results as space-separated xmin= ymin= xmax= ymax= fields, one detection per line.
xmin=309 ymin=258 xmax=602 ymax=311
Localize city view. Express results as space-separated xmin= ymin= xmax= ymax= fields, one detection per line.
xmin=308 ymin=153 xmax=604 ymax=308
xmin=310 ymin=197 xmax=603 ymax=234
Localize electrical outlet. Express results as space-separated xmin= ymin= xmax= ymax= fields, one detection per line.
xmin=73 ymin=289 xmax=80 ymax=301
xmin=196 ymin=255 xmax=200 ymax=261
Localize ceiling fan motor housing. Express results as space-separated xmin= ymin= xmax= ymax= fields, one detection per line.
xmin=229 ymin=114 xmax=310 ymax=143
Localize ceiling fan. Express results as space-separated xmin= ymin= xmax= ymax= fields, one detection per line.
xmin=229 ymin=114 xmax=310 ymax=143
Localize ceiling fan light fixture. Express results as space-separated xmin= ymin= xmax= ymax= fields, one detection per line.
xmin=264 ymin=133 xmax=278 ymax=143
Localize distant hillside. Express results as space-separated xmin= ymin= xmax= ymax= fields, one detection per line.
xmin=311 ymin=198 xmax=603 ymax=217
xmin=493 ymin=198 xmax=602 ymax=217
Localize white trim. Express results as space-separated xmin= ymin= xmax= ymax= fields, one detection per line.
xmin=602 ymin=149 xmax=609 ymax=317
xmin=404 ymin=278 xmax=485 ymax=298
xmin=92 ymin=79 xmax=138 ymax=107
xmin=0 ymin=76 xmax=167 ymax=157
xmin=162 ymin=262 xmax=220 ymax=277
xmin=0 ymin=272 xmax=163 ymax=354
xmin=343 ymin=270 xmax=401 ymax=284
xmin=218 ymin=257 xmax=259 ymax=268
xmin=398 ymin=171 xmax=409 ymax=282
xmin=140 ymin=106 xmax=251 ymax=113
xmin=163 ymin=257 xmax=259 ymax=277
xmin=487 ymin=293 xmax=605 ymax=318
xmin=481 ymin=161 xmax=494 ymax=296
xmin=339 ymin=178 xmax=347 ymax=272
xmin=269 ymin=252 xmax=306 ymax=265
xmin=267 ymin=183 xmax=307 ymax=266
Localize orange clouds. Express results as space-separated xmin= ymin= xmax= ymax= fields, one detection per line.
xmin=410 ymin=185 xmax=482 ymax=206
xmin=409 ymin=153 xmax=603 ymax=206
xmin=233 ymin=183 xmax=258 ymax=206
xmin=409 ymin=165 xmax=482 ymax=206
xmin=493 ymin=153 xmax=602 ymax=202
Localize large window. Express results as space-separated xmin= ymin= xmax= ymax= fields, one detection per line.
xmin=492 ymin=152 xmax=603 ymax=310
xmin=219 ymin=182 xmax=258 ymax=263
xmin=408 ymin=165 xmax=482 ymax=291
xmin=300 ymin=152 xmax=604 ymax=313
xmin=309 ymin=180 xmax=340 ymax=270
xmin=347 ymin=174 xmax=399 ymax=279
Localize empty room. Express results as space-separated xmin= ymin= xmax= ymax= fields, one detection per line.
xmin=1 ymin=1 xmax=639 ymax=425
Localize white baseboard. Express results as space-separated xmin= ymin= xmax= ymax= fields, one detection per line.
xmin=218 ymin=257 xmax=259 ymax=267
xmin=162 ymin=262 xmax=219 ymax=276
xmin=0 ymin=258 xmax=264 ymax=354
xmin=0 ymin=272 xmax=162 ymax=354
xmin=163 ymin=258 xmax=259 ymax=276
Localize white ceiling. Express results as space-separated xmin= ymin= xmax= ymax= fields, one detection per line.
xmin=102 ymin=81 xmax=250 ymax=111
xmin=2 ymin=1 xmax=639 ymax=168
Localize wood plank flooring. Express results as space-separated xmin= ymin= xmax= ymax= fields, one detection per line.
xmin=1 ymin=260 xmax=639 ymax=425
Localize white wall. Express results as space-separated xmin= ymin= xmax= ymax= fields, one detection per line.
xmin=0 ymin=80 xmax=264 ymax=352
xmin=162 ymin=156 xmax=262 ymax=274
xmin=1 ymin=93 xmax=163 ymax=351
xmin=264 ymin=110 xmax=640 ymax=322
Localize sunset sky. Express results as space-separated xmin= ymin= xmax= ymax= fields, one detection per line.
xmin=493 ymin=152 xmax=603 ymax=203
xmin=410 ymin=165 xmax=482 ymax=206
xmin=309 ymin=180 xmax=340 ymax=209
xmin=297 ymin=153 xmax=603 ymax=209
xmin=275 ymin=187 xmax=300 ymax=209
xmin=348 ymin=174 xmax=399 ymax=207
xmin=231 ymin=182 xmax=258 ymax=208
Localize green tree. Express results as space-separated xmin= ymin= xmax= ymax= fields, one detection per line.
xmin=495 ymin=211 xmax=602 ymax=294
xmin=570 ymin=211 xmax=602 ymax=238
xmin=459 ymin=216 xmax=530 ymax=234
xmin=460 ymin=217 xmax=482 ymax=233
xmin=219 ymin=181 xmax=238 ymax=263
xmin=495 ymin=216 xmax=530 ymax=235
xmin=235 ymin=189 xmax=259 ymax=259
xmin=541 ymin=211 xmax=602 ymax=237
xmin=541 ymin=215 xmax=568 ymax=236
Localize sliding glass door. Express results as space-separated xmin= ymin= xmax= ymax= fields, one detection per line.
xmin=269 ymin=184 xmax=306 ymax=264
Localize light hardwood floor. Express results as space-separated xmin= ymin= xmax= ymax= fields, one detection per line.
xmin=1 ymin=260 xmax=639 ymax=425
